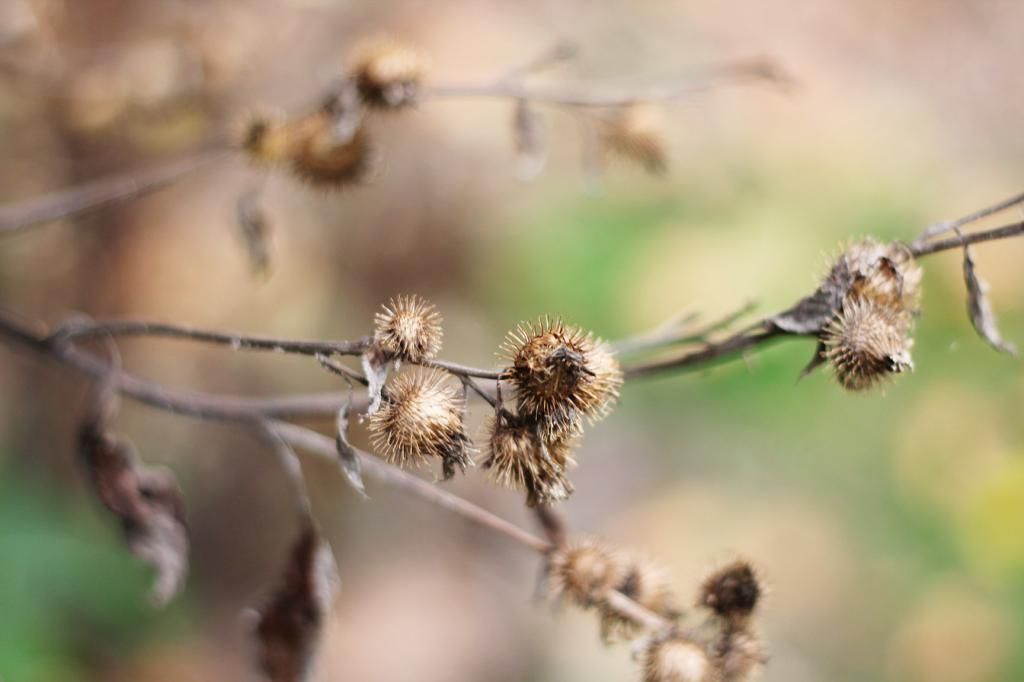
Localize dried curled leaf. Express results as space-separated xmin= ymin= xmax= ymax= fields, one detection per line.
xmin=79 ymin=420 xmax=189 ymax=606
xmin=334 ymin=403 xmax=367 ymax=498
xmin=361 ymin=345 xmax=389 ymax=415
xmin=601 ymin=105 xmax=668 ymax=175
xmin=237 ymin=189 xmax=272 ymax=277
xmin=512 ymin=99 xmax=546 ymax=180
xmin=255 ymin=522 xmax=340 ymax=682
xmin=963 ymin=244 xmax=1016 ymax=355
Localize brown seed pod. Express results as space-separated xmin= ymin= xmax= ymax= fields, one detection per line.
xmin=698 ymin=560 xmax=761 ymax=627
xmin=842 ymin=239 xmax=922 ymax=313
xmin=549 ymin=537 xmax=628 ymax=609
xmin=602 ymin=105 xmax=668 ymax=175
xmin=644 ymin=638 xmax=719 ymax=682
xmin=286 ymin=109 xmax=373 ymax=188
xmin=240 ymin=114 xmax=291 ymax=164
xmin=347 ymin=38 xmax=427 ymax=108
xmin=716 ymin=629 xmax=766 ymax=682
xmin=481 ymin=413 xmax=576 ymax=507
xmin=368 ymin=369 xmax=472 ymax=479
xmin=501 ymin=317 xmax=623 ymax=439
xmin=374 ymin=294 xmax=444 ymax=364
xmin=600 ymin=555 xmax=679 ymax=642
xmin=822 ymin=296 xmax=914 ymax=391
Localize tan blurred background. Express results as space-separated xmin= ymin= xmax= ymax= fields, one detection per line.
xmin=2 ymin=0 xmax=1024 ymax=680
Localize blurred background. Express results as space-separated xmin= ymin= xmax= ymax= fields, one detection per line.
xmin=2 ymin=0 xmax=1024 ymax=680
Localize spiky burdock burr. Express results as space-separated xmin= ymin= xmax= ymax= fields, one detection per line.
xmin=286 ymin=109 xmax=373 ymax=189
xmin=643 ymin=638 xmax=718 ymax=682
xmin=823 ymin=296 xmax=914 ymax=391
xmin=481 ymin=413 xmax=576 ymax=507
xmin=240 ymin=107 xmax=373 ymax=189
xmin=698 ymin=560 xmax=762 ymax=628
xmin=501 ymin=317 xmax=623 ymax=439
xmin=600 ymin=555 xmax=679 ymax=642
xmin=347 ymin=38 xmax=427 ymax=109
xmin=368 ymin=370 xmax=472 ymax=480
xmin=373 ymin=294 xmax=444 ymax=364
xmin=549 ymin=537 xmax=628 ymax=609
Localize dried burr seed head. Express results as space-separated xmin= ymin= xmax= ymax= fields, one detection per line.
xmin=698 ymin=560 xmax=761 ymax=626
xmin=374 ymin=294 xmax=444 ymax=363
xmin=368 ymin=369 xmax=472 ymax=479
xmin=347 ymin=38 xmax=427 ymax=108
xmin=241 ymin=114 xmax=291 ymax=163
xmin=602 ymin=105 xmax=668 ymax=175
xmin=841 ymin=238 xmax=922 ymax=313
xmin=823 ymin=296 xmax=914 ymax=391
xmin=501 ymin=317 xmax=623 ymax=439
xmin=481 ymin=413 xmax=576 ymax=507
xmin=600 ymin=555 xmax=679 ymax=642
xmin=811 ymin=239 xmax=921 ymax=391
xmin=286 ymin=109 xmax=373 ymax=188
xmin=644 ymin=638 xmax=718 ymax=682
xmin=549 ymin=537 xmax=628 ymax=608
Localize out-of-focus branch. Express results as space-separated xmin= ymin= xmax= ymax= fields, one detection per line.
xmin=909 ymin=219 xmax=1024 ymax=258
xmin=424 ymin=56 xmax=791 ymax=107
xmin=0 ymin=147 xmax=230 ymax=235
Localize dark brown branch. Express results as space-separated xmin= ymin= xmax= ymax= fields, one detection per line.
xmin=51 ymin=318 xmax=372 ymax=357
xmin=622 ymin=325 xmax=786 ymax=380
xmin=0 ymin=313 xmax=348 ymax=420
xmin=913 ymin=190 xmax=1024 ymax=246
xmin=910 ymin=219 xmax=1024 ymax=258
xmin=0 ymin=148 xmax=230 ymax=235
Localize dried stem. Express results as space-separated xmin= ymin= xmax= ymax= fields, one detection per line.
xmin=424 ymin=56 xmax=790 ymax=108
xmin=913 ymin=190 xmax=1024 ymax=246
xmin=0 ymin=148 xmax=230 ymax=235
xmin=909 ymin=219 xmax=1024 ymax=258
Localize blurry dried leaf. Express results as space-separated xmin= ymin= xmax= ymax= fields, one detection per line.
xmin=79 ymin=420 xmax=189 ymax=606
xmin=963 ymin=245 xmax=1016 ymax=355
xmin=237 ymin=189 xmax=272 ymax=277
xmin=601 ymin=106 xmax=668 ymax=175
xmin=361 ymin=345 xmax=389 ymax=415
xmin=255 ymin=521 xmax=340 ymax=682
xmin=334 ymin=403 xmax=367 ymax=498
xmin=772 ymin=258 xmax=856 ymax=335
xmin=512 ymin=99 xmax=546 ymax=180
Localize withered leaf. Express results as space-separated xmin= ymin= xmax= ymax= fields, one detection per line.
xmin=963 ymin=244 xmax=1016 ymax=355
xmin=334 ymin=403 xmax=367 ymax=498
xmin=79 ymin=421 xmax=189 ymax=606
xmin=512 ymin=99 xmax=546 ymax=180
xmin=361 ymin=345 xmax=389 ymax=416
xmin=601 ymin=106 xmax=668 ymax=176
xmin=237 ymin=189 xmax=272 ymax=277
xmin=255 ymin=521 xmax=340 ymax=682
xmin=771 ymin=257 xmax=857 ymax=335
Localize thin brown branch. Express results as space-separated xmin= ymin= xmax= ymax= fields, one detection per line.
xmin=913 ymin=190 xmax=1024 ymax=246
xmin=910 ymin=219 xmax=1024 ymax=258
xmin=613 ymin=301 xmax=757 ymax=356
xmin=0 ymin=147 xmax=231 ymax=235
xmin=622 ymin=325 xmax=786 ymax=380
xmin=0 ymin=313 xmax=348 ymax=420
xmin=271 ymin=422 xmax=675 ymax=633
xmin=424 ymin=56 xmax=790 ymax=108
xmin=50 ymin=318 xmax=372 ymax=357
